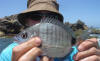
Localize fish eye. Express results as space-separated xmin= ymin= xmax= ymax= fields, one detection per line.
xmin=21 ymin=32 xmax=28 ymax=39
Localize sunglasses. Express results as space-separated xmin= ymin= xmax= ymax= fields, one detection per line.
xmin=25 ymin=12 xmax=58 ymax=21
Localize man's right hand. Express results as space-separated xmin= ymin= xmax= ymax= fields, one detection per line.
xmin=12 ymin=37 xmax=53 ymax=61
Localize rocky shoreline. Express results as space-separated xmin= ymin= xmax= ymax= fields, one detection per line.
xmin=0 ymin=15 xmax=89 ymax=37
xmin=0 ymin=14 xmax=24 ymax=37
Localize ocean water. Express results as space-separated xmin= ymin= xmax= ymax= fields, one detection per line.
xmin=89 ymin=34 xmax=100 ymax=38
xmin=0 ymin=38 xmax=14 ymax=53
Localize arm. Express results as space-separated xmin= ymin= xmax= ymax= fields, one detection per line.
xmin=74 ymin=38 xmax=100 ymax=61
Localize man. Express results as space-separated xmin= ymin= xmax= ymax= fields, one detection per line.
xmin=0 ymin=0 xmax=100 ymax=61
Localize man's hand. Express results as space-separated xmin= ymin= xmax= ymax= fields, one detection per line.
xmin=12 ymin=37 xmax=53 ymax=61
xmin=75 ymin=38 xmax=100 ymax=61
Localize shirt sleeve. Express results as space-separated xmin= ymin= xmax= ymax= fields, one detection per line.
xmin=67 ymin=46 xmax=78 ymax=61
xmin=0 ymin=42 xmax=18 ymax=61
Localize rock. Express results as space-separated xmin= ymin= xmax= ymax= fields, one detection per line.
xmin=0 ymin=14 xmax=24 ymax=37
xmin=0 ymin=31 xmax=5 ymax=36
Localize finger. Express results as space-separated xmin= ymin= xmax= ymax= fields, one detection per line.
xmin=18 ymin=47 xmax=42 ymax=61
xmin=78 ymin=38 xmax=97 ymax=51
xmin=50 ymin=58 xmax=54 ymax=61
xmin=75 ymin=47 xmax=100 ymax=60
xmin=80 ymin=55 xmax=100 ymax=61
xmin=41 ymin=56 xmax=50 ymax=61
xmin=40 ymin=56 xmax=54 ymax=61
xmin=12 ymin=37 xmax=42 ymax=61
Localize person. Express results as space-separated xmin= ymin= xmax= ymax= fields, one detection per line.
xmin=0 ymin=0 xmax=100 ymax=61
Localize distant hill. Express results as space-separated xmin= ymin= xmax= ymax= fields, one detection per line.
xmin=0 ymin=14 xmax=24 ymax=37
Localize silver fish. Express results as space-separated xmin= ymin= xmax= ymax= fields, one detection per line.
xmin=14 ymin=17 xmax=73 ymax=58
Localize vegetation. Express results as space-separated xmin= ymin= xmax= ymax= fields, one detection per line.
xmin=65 ymin=20 xmax=88 ymax=37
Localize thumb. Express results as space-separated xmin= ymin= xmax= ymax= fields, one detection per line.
xmin=12 ymin=37 xmax=42 ymax=61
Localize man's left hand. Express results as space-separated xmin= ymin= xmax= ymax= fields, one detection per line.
xmin=75 ymin=38 xmax=100 ymax=61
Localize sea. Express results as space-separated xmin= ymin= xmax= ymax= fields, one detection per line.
xmin=0 ymin=38 xmax=14 ymax=53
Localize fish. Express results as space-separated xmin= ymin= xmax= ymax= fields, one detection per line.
xmin=14 ymin=17 xmax=74 ymax=58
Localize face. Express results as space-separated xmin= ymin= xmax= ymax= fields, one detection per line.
xmin=24 ymin=11 xmax=61 ymax=27
xmin=25 ymin=18 xmax=40 ymax=26
xmin=24 ymin=11 xmax=48 ymax=27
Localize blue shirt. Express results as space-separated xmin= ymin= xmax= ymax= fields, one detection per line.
xmin=0 ymin=42 xmax=78 ymax=61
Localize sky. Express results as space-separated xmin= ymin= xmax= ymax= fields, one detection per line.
xmin=0 ymin=0 xmax=100 ymax=27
